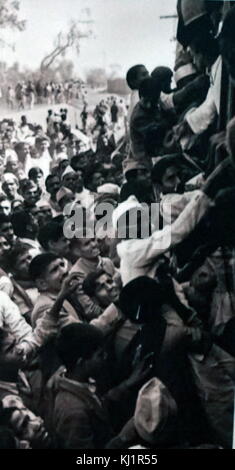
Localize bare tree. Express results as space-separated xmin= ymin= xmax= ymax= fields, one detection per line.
xmin=40 ymin=20 xmax=92 ymax=73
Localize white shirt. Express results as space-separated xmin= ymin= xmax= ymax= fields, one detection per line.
xmin=117 ymin=191 xmax=212 ymax=286
xmin=185 ymin=56 xmax=222 ymax=135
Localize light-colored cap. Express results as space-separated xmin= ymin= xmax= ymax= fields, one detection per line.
xmin=134 ymin=377 xmax=177 ymax=444
xmin=2 ymin=172 xmax=18 ymax=184
xmin=97 ymin=183 xmax=120 ymax=195
xmin=61 ymin=165 xmax=76 ymax=179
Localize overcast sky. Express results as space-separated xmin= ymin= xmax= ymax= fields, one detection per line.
xmin=1 ymin=0 xmax=177 ymax=78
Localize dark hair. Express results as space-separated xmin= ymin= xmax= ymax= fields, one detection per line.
xmin=126 ymin=64 xmax=146 ymax=90
xmin=83 ymin=269 xmax=106 ymax=298
xmin=120 ymin=181 xmax=149 ymax=204
xmin=151 ymin=66 xmax=173 ymax=83
xmin=14 ymin=142 xmax=28 ymax=154
xmin=139 ymin=77 xmax=161 ymax=101
xmin=45 ymin=174 xmax=60 ymax=189
xmin=70 ymin=155 xmax=86 ymax=170
xmin=11 ymin=211 xmax=33 ymax=238
xmin=0 ymin=214 xmax=11 ymax=227
xmin=19 ymin=179 xmax=37 ymax=195
xmin=28 ymin=167 xmax=43 ymax=179
xmin=151 ymin=154 xmax=181 ymax=185
xmin=58 ymin=159 xmax=69 ymax=171
xmin=0 ymin=193 xmax=9 ymax=204
xmin=56 ymin=323 xmax=104 ymax=370
xmin=4 ymin=242 xmax=31 ymax=271
xmin=29 ymin=252 xmax=59 ymax=281
xmin=38 ymin=222 xmax=64 ymax=250
xmin=83 ymin=164 xmax=104 ymax=188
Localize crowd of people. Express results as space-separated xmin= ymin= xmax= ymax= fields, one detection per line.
xmin=0 ymin=0 xmax=235 ymax=450
xmin=6 ymin=80 xmax=85 ymax=111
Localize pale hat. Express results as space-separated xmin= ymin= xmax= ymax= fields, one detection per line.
xmin=2 ymin=172 xmax=18 ymax=185
xmin=61 ymin=165 xmax=76 ymax=179
xmin=134 ymin=377 xmax=177 ymax=444
xmin=97 ymin=183 xmax=120 ymax=195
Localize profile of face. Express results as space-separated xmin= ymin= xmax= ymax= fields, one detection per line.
xmin=31 ymin=169 xmax=43 ymax=186
xmin=0 ymin=235 xmax=10 ymax=258
xmin=11 ymin=200 xmax=24 ymax=213
xmin=0 ymin=222 xmax=14 ymax=243
xmin=14 ymin=250 xmax=34 ymax=281
xmin=161 ymin=166 xmax=181 ymax=194
xmin=50 ymin=234 xmax=71 ymax=256
xmin=135 ymin=66 xmax=149 ymax=90
xmin=0 ymin=199 xmax=11 ymax=216
xmin=162 ymin=75 xmax=172 ymax=94
xmin=72 ymin=236 xmax=100 ymax=261
xmin=2 ymin=396 xmax=48 ymax=445
xmin=75 ymin=170 xmax=84 ymax=192
xmin=90 ymin=172 xmax=105 ymax=192
xmin=17 ymin=143 xmax=30 ymax=161
xmin=82 ymin=346 xmax=107 ymax=380
xmin=94 ymin=273 xmax=121 ymax=308
xmin=39 ymin=258 xmax=69 ymax=293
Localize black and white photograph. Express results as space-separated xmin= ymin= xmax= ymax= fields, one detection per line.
xmin=0 ymin=0 xmax=234 ymax=455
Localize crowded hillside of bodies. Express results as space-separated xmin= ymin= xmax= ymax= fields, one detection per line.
xmin=0 ymin=0 xmax=235 ymax=450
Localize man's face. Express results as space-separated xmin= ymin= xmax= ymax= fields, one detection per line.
xmin=12 ymin=200 xmax=24 ymax=213
xmin=18 ymin=144 xmax=30 ymax=159
xmin=94 ymin=273 xmax=120 ymax=307
xmin=0 ymin=222 xmax=14 ymax=243
xmin=74 ymin=155 xmax=88 ymax=171
xmin=91 ymin=172 xmax=104 ymax=191
xmin=40 ymin=140 xmax=49 ymax=152
xmin=84 ymin=346 xmax=107 ymax=379
xmin=0 ymin=235 xmax=10 ymax=257
xmin=49 ymin=235 xmax=70 ymax=256
xmin=31 ymin=170 xmax=43 ymax=186
xmin=134 ymin=168 xmax=151 ymax=188
xmin=43 ymin=258 xmax=69 ymax=293
xmin=9 ymin=407 xmax=47 ymax=443
xmin=57 ymin=144 xmax=66 ymax=154
xmin=46 ymin=176 xmax=60 ymax=197
xmin=135 ymin=66 xmax=149 ymax=89
xmin=73 ymin=237 xmax=100 ymax=261
xmin=161 ymin=166 xmax=181 ymax=194
xmin=63 ymin=173 xmax=77 ymax=192
xmin=23 ymin=184 xmax=39 ymax=206
xmin=0 ymin=200 xmax=11 ymax=216
xmin=14 ymin=251 xmax=34 ymax=280
xmin=3 ymin=180 xmax=18 ymax=198
xmin=75 ymin=170 xmax=84 ymax=192
xmin=37 ymin=206 xmax=52 ymax=226
xmin=6 ymin=157 xmax=19 ymax=173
